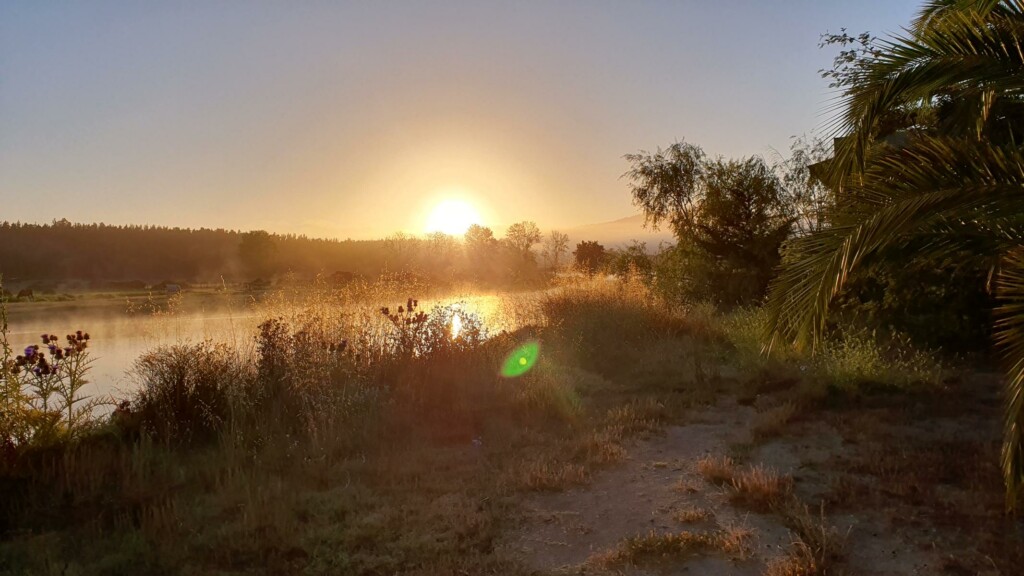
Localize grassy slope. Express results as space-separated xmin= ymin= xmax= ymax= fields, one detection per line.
xmin=0 ymin=276 xmax=1019 ymax=575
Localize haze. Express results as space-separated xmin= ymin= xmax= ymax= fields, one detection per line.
xmin=1 ymin=1 xmax=919 ymax=239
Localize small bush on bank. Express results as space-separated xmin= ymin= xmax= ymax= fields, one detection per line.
xmin=813 ymin=328 xmax=941 ymax=391
xmin=130 ymin=342 xmax=249 ymax=445
xmin=541 ymin=272 xmax=684 ymax=374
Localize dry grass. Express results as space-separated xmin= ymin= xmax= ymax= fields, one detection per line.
xmin=673 ymin=505 xmax=713 ymax=523
xmin=752 ymin=401 xmax=799 ymax=440
xmin=505 ymin=456 xmax=590 ymax=492
xmin=696 ymin=454 xmax=736 ymax=485
xmin=776 ymin=501 xmax=845 ymax=574
xmin=729 ymin=465 xmax=794 ymax=512
xmin=597 ymin=526 xmax=753 ymax=567
xmin=763 ymin=548 xmax=821 ymax=576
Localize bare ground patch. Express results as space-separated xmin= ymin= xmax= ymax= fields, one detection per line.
xmin=507 ymin=375 xmax=1024 ymax=575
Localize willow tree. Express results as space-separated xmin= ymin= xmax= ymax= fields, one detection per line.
xmin=765 ymin=0 xmax=1024 ymax=506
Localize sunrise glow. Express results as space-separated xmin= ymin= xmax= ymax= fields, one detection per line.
xmin=425 ymin=199 xmax=481 ymax=235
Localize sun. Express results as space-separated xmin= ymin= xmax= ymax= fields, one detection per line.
xmin=425 ymin=199 xmax=481 ymax=235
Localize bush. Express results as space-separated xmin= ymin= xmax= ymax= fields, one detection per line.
xmin=834 ymin=253 xmax=993 ymax=355
xmin=541 ymin=273 xmax=681 ymax=375
xmin=813 ymin=328 xmax=941 ymax=391
xmin=130 ymin=342 xmax=249 ymax=445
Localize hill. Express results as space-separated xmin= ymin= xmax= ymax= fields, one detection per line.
xmin=562 ymin=214 xmax=675 ymax=251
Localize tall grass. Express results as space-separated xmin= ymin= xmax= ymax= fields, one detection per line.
xmin=0 ymin=271 xmax=947 ymax=573
xmin=717 ymin=306 xmax=942 ymax=392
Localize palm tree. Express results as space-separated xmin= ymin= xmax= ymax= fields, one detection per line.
xmin=764 ymin=0 xmax=1024 ymax=507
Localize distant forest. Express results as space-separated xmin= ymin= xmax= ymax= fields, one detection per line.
xmin=0 ymin=219 xmax=586 ymax=288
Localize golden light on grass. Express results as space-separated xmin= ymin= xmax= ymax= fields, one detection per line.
xmin=451 ymin=312 xmax=463 ymax=338
xmin=425 ymin=199 xmax=480 ymax=235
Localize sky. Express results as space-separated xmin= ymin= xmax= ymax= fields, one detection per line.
xmin=0 ymin=1 xmax=921 ymax=240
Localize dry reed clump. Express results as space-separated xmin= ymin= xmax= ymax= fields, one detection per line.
xmin=598 ymin=526 xmax=753 ymax=567
xmin=540 ymin=273 xmax=683 ymax=371
xmin=673 ymin=505 xmax=713 ymax=523
xmin=605 ymin=397 xmax=666 ymax=436
xmin=774 ymin=501 xmax=845 ymax=575
xmin=506 ymin=456 xmax=590 ymax=491
xmin=729 ymin=465 xmax=793 ymax=512
xmin=752 ymin=401 xmax=799 ymax=440
xmin=129 ymin=341 xmax=250 ymax=445
xmin=696 ymin=454 xmax=736 ymax=485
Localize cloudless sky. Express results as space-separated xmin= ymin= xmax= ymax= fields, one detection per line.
xmin=1 ymin=1 xmax=921 ymax=239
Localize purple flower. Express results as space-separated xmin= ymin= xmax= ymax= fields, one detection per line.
xmin=23 ymin=346 xmax=35 ymax=358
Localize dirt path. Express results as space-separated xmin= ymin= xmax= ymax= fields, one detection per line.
xmin=507 ymin=387 xmax=1017 ymax=575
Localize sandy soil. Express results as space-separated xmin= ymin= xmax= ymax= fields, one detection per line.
xmin=507 ymin=377 xmax=1022 ymax=575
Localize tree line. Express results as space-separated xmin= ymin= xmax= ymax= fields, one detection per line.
xmin=0 ymin=218 xmax=623 ymax=289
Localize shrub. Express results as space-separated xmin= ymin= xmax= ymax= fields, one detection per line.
xmin=541 ymin=273 xmax=679 ymax=374
xmin=813 ymin=328 xmax=941 ymax=391
xmin=130 ymin=342 xmax=248 ymax=445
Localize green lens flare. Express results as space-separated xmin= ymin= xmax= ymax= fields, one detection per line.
xmin=501 ymin=340 xmax=539 ymax=378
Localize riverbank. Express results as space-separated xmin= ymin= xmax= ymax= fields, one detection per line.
xmin=1 ymin=275 xmax=1019 ymax=574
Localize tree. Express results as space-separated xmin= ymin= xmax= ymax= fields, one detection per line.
xmin=610 ymin=241 xmax=653 ymax=278
xmin=384 ymin=232 xmax=421 ymax=271
xmin=573 ymin=241 xmax=606 ymax=274
xmin=772 ymin=135 xmax=835 ymax=236
xmin=463 ymin=224 xmax=499 ymax=281
xmin=542 ymin=231 xmax=570 ymax=269
xmin=625 ymin=142 xmax=794 ymax=304
xmin=464 ymin=224 xmax=497 ymax=257
xmin=505 ymin=221 xmax=542 ymax=257
xmin=764 ymin=0 xmax=1024 ymax=506
xmin=238 ymin=230 xmax=278 ymax=278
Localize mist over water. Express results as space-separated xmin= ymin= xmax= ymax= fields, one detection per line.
xmin=6 ymin=306 xmax=259 ymax=400
xmin=3 ymin=292 xmax=524 ymax=403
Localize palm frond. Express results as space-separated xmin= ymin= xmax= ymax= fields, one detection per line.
xmin=766 ymin=137 xmax=1024 ymax=351
xmin=994 ymin=247 xmax=1024 ymax=508
xmin=829 ymin=6 xmax=1024 ymax=176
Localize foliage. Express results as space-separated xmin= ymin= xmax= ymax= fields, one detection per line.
xmin=813 ymin=328 xmax=941 ymax=391
xmin=773 ymin=135 xmax=835 ymax=236
xmin=542 ymin=272 xmax=679 ymax=375
xmin=833 ymin=250 xmax=993 ymax=354
xmin=764 ymin=0 xmax=1024 ymax=505
xmin=1 ymin=286 xmax=104 ymax=452
xmin=504 ymin=221 xmax=542 ymax=256
xmin=542 ymin=230 xmax=571 ymax=269
xmin=130 ymin=342 xmax=250 ymax=445
xmin=0 ymin=219 xmax=544 ymax=288
xmin=238 ymin=230 xmax=279 ymax=278
xmin=573 ymin=240 xmax=607 ymax=274
xmin=610 ymin=241 xmax=654 ymax=279
xmin=626 ymin=142 xmax=794 ymax=305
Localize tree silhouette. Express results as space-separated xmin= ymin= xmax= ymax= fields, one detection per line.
xmin=505 ymin=221 xmax=541 ymax=257
xmin=542 ymin=230 xmax=570 ymax=269
xmin=238 ymin=231 xmax=279 ymax=279
xmin=573 ymin=241 xmax=606 ymax=275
